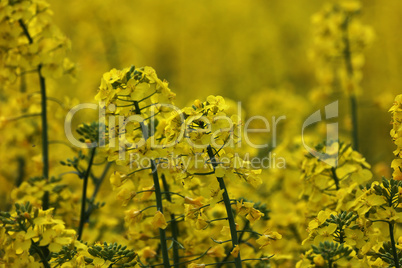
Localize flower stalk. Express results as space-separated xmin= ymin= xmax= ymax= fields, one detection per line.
xmin=162 ymin=174 xmax=180 ymax=268
xmin=38 ymin=64 xmax=50 ymax=210
xmin=77 ymin=147 xmax=96 ymax=240
xmin=207 ymin=145 xmax=242 ymax=268
xmin=388 ymin=222 xmax=400 ymax=268
xmin=342 ymin=16 xmax=359 ymax=151
xmin=151 ymin=160 xmax=171 ymax=268
xmin=18 ymin=20 xmax=50 ymax=209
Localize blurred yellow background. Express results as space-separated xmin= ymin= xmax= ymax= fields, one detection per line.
xmin=48 ymin=0 xmax=402 ymax=168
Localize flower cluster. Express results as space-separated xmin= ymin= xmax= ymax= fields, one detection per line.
xmin=0 ymin=202 xmax=75 ymax=266
xmin=300 ymin=141 xmax=372 ymax=213
xmin=0 ymin=202 xmax=139 ymax=267
xmin=0 ymin=0 xmax=74 ymax=84
xmin=309 ymin=0 xmax=374 ymax=100
xmin=294 ymin=100 xmax=402 ymax=267
xmin=97 ymin=65 xmax=277 ymax=267
xmin=0 ymin=0 xmax=76 ymax=212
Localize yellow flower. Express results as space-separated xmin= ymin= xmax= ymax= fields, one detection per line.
xmin=344 ymin=228 xmax=364 ymax=247
xmin=355 ymin=194 xmax=385 ymax=216
xmin=184 ymin=196 xmax=204 ymax=207
xmin=246 ymin=208 xmax=264 ymax=225
xmin=110 ymin=171 xmax=126 ymax=189
xmin=245 ymin=169 xmax=262 ymax=188
xmin=376 ymin=207 xmax=402 ymax=223
xmin=308 ymin=210 xmax=332 ymax=230
xmin=230 ymin=245 xmax=240 ymax=258
xmin=14 ymin=230 xmax=33 ymax=255
xmin=141 ymin=247 xmax=157 ymax=259
xmin=207 ymin=245 xmax=226 ymax=258
xmin=235 ymin=200 xmax=254 ymax=215
xmin=256 ymin=231 xmax=282 ymax=248
xmin=115 ymin=180 xmax=136 ymax=206
xmin=313 ymin=223 xmax=337 ymax=244
xmin=39 ymin=228 xmax=72 ymax=252
xmin=141 ymin=185 xmax=155 ymax=201
xmin=313 ymin=255 xmax=325 ymax=267
xmin=152 ymin=211 xmax=168 ymax=229
xmin=195 ymin=217 xmax=208 ymax=230
xmin=124 ymin=209 xmax=143 ymax=227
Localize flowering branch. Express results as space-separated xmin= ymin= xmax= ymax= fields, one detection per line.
xmin=77 ymin=147 xmax=96 ymax=240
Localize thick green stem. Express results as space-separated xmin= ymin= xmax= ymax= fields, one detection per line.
xmin=207 ymin=146 xmax=242 ymax=268
xmin=389 ymin=222 xmax=400 ymax=268
xmin=349 ymin=95 xmax=359 ymax=151
xmin=161 ymin=174 xmax=180 ymax=268
xmin=38 ymin=64 xmax=49 ymax=210
xmin=77 ymin=148 xmax=96 ymax=240
xmin=151 ymin=160 xmax=170 ymax=268
xmin=15 ymin=157 xmax=25 ymax=187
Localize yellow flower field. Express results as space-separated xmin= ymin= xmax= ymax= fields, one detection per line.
xmin=1 ymin=0 xmax=402 ymax=267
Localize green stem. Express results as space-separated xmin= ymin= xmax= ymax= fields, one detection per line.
xmin=207 ymin=146 xmax=242 ymax=268
xmin=161 ymin=174 xmax=180 ymax=268
xmin=331 ymin=167 xmax=340 ymax=190
xmin=389 ymin=222 xmax=400 ymax=268
xmin=151 ymin=160 xmax=170 ymax=268
xmin=77 ymin=147 xmax=96 ymax=240
xmin=84 ymin=161 xmax=112 ymax=223
xmin=18 ymin=222 xmax=50 ymax=267
xmin=18 ymin=20 xmax=50 ymax=209
xmin=386 ymin=186 xmax=400 ymax=268
xmin=91 ymin=161 xmax=112 ymax=199
xmin=133 ymin=100 xmax=169 ymax=266
xmin=31 ymin=240 xmax=50 ymax=268
xmin=218 ymin=221 xmax=250 ymax=268
xmin=342 ymin=16 xmax=359 ymax=151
